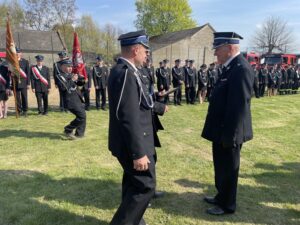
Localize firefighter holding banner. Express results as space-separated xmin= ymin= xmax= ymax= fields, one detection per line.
xmin=30 ymin=55 xmax=51 ymax=115
xmin=16 ymin=47 xmax=30 ymax=117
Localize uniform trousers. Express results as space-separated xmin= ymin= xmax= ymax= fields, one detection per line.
xmin=186 ymin=87 xmax=196 ymax=104
xmin=58 ymin=89 xmax=67 ymax=111
xmin=35 ymin=91 xmax=48 ymax=113
xmin=173 ymin=86 xmax=182 ymax=105
xmin=95 ymin=88 xmax=106 ymax=109
xmin=110 ymin=153 xmax=156 ymax=225
xmin=259 ymin=84 xmax=266 ymax=97
xmin=81 ymin=88 xmax=90 ymax=110
xmin=16 ymin=88 xmax=28 ymax=112
xmin=64 ymin=105 xmax=86 ymax=137
xmin=212 ymin=142 xmax=242 ymax=212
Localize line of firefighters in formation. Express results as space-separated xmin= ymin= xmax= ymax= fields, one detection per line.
xmin=1 ymin=49 xmax=300 ymax=119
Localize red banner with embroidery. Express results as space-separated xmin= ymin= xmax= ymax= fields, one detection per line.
xmin=31 ymin=66 xmax=48 ymax=86
xmin=72 ymin=32 xmax=87 ymax=79
xmin=0 ymin=74 xmax=7 ymax=85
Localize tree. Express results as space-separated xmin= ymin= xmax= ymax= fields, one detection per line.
xmin=135 ymin=0 xmax=197 ymax=36
xmin=0 ymin=0 xmax=25 ymax=29
xmin=101 ymin=23 xmax=123 ymax=62
xmin=23 ymin=0 xmax=56 ymax=30
xmin=252 ymin=16 xmax=294 ymax=53
xmin=76 ymin=15 xmax=102 ymax=54
xmin=51 ymin=0 xmax=77 ymax=50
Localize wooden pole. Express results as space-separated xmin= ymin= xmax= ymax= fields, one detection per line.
xmin=12 ymin=76 xmax=19 ymax=118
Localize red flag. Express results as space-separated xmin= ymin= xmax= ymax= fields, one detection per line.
xmin=72 ymin=32 xmax=87 ymax=79
xmin=6 ymin=14 xmax=20 ymax=79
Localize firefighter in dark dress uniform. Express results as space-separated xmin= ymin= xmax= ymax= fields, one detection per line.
xmin=16 ymin=47 xmax=30 ymax=116
xmin=57 ymin=59 xmax=86 ymax=140
xmin=30 ymin=55 xmax=51 ymax=115
xmin=197 ymin=64 xmax=208 ymax=104
xmin=108 ymin=30 xmax=166 ymax=225
xmin=185 ymin=59 xmax=197 ymax=104
xmin=53 ymin=51 xmax=69 ymax=112
xmin=172 ymin=59 xmax=184 ymax=105
xmin=145 ymin=57 xmax=155 ymax=85
xmin=80 ymin=65 xmax=92 ymax=110
xmin=258 ymin=63 xmax=268 ymax=97
xmin=157 ymin=59 xmax=171 ymax=104
xmin=93 ymin=56 xmax=108 ymax=110
xmin=202 ymin=32 xmax=254 ymax=215
xmin=252 ymin=64 xmax=260 ymax=98
xmin=207 ymin=63 xmax=218 ymax=101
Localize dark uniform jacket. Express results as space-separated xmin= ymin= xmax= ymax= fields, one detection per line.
xmin=145 ymin=66 xmax=155 ymax=84
xmin=202 ymin=54 xmax=254 ymax=146
xmin=108 ymin=58 xmax=160 ymax=160
xmin=281 ymin=69 xmax=288 ymax=85
xmin=185 ymin=67 xmax=197 ymax=87
xmin=157 ymin=67 xmax=171 ymax=91
xmin=198 ymin=70 xmax=208 ymax=89
xmin=0 ymin=64 xmax=10 ymax=91
xmin=17 ymin=58 xmax=30 ymax=89
xmin=172 ymin=66 xmax=184 ymax=87
xmin=53 ymin=61 xmax=65 ymax=90
xmin=287 ymin=68 xmax=295 ymax=82
xmin=207 ymin=69 xmax=218 ymax=88
xmin=30 ymin=65 xmax=51 ymax=92
xmin=93 ymin=65 xmax=108 ymax=89
xmin=56 ymin=72 xmax=84 ymax=109
xmin=139 ymin=67 xmax=165 ymax=147
xmin=258 ymin=68 xmax=268 ymax=84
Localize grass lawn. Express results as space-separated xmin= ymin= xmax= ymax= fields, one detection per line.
xmin=0 ymin=94 xmax=299 ymax=225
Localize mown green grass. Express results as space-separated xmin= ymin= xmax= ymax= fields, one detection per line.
xmin=0 ymin=95 xmax=299 ymax=225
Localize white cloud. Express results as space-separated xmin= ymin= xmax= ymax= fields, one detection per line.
xmin=256 ymin=24 xmax=262 ymax=29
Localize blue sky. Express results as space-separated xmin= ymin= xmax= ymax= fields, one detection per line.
xmin=75 ymin=0 xmax=300 ymax=53
xmin=2 ymin=0 xmax=299 ymax=52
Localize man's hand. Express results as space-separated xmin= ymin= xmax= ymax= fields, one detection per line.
xmin=133 ymin=155 xmax=150 ymax=171
xmin=158 ymin=90 xmax=165 ymax=96
xmin=95 ymin=86 xmax=99 ymax=90
xmin=32 ymin=89 xmax=35 ymax=93
xmin=72 ymin=73 xmax=78 ymax=81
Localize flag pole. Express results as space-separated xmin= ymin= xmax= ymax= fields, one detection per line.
xmin=6 ymin=12 xmax=20 ymax=118
xmin=12 ymin=76 xmax=19 ymax=118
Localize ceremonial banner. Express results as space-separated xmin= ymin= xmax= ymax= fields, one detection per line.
xmin=6 ymin=15 xmax=20 ymax=79
xmin=6 ymin=13 xmax=20 ymax=117
xmin=72 ymin=32 xmax=87 ymax=79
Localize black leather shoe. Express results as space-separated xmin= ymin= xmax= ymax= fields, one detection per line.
xmin=204 ymin=196 xmax=218 ymax=204
xmin=206 ymin=206 xmax=234 ymax=215
xmin=153 ymin=191 xmax=164 ymax=198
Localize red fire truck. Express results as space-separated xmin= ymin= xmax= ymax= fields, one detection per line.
xmin=261 ymin=53 xmax=297 ymax=67
xmin=242 ymin=52 xmax=260 ymax=65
